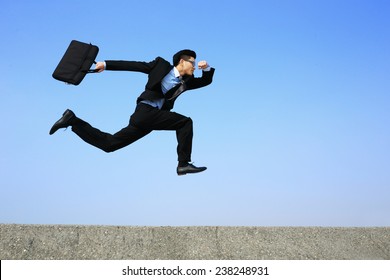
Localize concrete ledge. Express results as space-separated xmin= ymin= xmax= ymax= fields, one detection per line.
xmin=1 ymin=224 xmax=389 ymax=259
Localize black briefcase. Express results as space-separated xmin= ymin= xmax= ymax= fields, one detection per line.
xmin=52 ymin=40 xmax=99 ymax=85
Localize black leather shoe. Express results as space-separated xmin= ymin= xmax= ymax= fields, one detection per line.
xmin=49 ymin=109 xmax=75 ymax=135
xmin=177 ymin=163 xmax=207 ymax=176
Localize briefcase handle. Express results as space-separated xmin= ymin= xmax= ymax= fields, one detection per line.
xmin=83 ymin=61 xmax=99 ymax=73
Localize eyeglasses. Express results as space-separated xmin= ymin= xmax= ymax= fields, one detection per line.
xmin=183 ymin=59 xmax=196 ymax=67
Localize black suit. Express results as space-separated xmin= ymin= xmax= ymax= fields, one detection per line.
xmin=71 ymin=56 xmax=215 ymax=163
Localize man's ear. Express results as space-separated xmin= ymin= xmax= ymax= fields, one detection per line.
xmin=178 ymin=58 xmax=183 ymax=65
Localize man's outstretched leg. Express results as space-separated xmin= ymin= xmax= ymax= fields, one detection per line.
xmin=49 ymin=109 xmax=150 ymax=152
xmin=130 ymin=103 xmax=207 ymax=175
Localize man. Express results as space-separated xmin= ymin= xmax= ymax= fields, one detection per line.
xmin=49 ymin=49 xmax=215 ymax=175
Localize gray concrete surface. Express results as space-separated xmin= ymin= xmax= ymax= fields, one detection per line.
xmin=1 ymin=224 xmax=389 ymax=259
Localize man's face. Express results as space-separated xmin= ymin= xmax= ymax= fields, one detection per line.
xmin=181 ymin=57 xmax=196 ymax=76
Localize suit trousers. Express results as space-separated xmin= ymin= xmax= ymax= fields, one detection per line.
xmin=71 ymin=103 xmax=193 ymax=162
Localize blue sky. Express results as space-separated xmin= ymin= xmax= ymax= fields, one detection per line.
xmin=1 ymin=0 xmax=389 ymax=226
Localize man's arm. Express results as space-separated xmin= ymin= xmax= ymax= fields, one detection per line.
xmin=94 ymin=57 xmax=161 ymax=74
xmin=186 ymin=60 xmax=215 ymax=90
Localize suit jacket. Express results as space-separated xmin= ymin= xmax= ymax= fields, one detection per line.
xmin=105 ymin=57 xmax=215 ymax=110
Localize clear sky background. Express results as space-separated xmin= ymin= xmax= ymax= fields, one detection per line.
xmin=1 ymin=0 xmax=389 ymax=226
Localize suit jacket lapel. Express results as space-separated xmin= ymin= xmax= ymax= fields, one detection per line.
xmin=147 ymin=63 xmax=173 ymax=90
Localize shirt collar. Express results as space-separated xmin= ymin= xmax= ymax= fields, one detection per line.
xmin=173 ymin=67 xmax=181 ymax=78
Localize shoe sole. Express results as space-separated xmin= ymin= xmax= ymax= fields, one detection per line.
xmin=177 ymin=168 xmax=207 ymax=176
